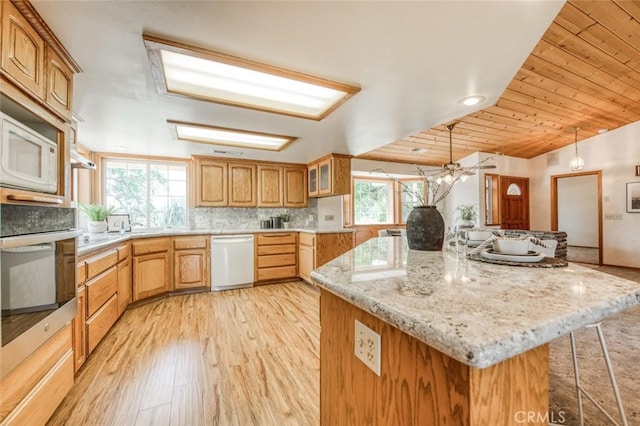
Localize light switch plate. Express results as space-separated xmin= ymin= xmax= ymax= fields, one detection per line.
xmin=354 ymin=320 xmax=381 ymax=376
xmin=604 ymin=213 xmax=623 ymax=220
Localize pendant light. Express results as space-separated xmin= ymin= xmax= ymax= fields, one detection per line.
xmin=569 ymin=127 xmax=584 ymax=171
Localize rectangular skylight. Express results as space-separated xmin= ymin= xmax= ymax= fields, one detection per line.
xmin=144 ymin=35 xmax=360 ymax=120
xmin=168 ymin=120 xmax=297 ymax=152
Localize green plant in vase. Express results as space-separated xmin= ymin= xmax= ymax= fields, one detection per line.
xmin=281 ymin=211 xmax=292 ymax=228
xmin=456 ymin=204 xmax=478 ymax=229
xmin=79 ymin=203 xmax=116 ymax=233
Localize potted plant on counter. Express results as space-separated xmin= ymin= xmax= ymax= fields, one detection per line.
xmin=456 ymin=204 xmax=478 ymax=229
xmin=281 ymin=212 xmax=292 ymax=228
xmin=79 ymin=203 xmax=116 ymax=234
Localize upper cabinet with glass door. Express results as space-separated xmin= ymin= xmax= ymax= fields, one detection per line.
xmin=307 ymin=153 xmax=351 ymax=198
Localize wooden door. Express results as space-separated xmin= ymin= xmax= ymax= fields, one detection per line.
xmin=133 ymin=252 xmax=170 ymax=301
xmin=195 ymin=159 xmax=227 ymax=206
xmin=284 ymin=167 xmax=308 ymax=207
xmin=228 ymin=163 xmax=256 ymax=207
xmin=258 ymin=165 xmax=283 ymax=207
xmin=174 ymin=249 xmax=208 ymax=289
xmin=1 ymin=1 xmax=45 ymax=99
xmin=500 ymin=176 xmax=529 ymax=230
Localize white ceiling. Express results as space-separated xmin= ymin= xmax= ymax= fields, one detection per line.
xmin=33 ymin=0 xmax=565 ymax=164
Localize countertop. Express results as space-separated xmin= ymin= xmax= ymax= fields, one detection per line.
xmin=77 ymin=227 xmax=353 ymax=256
xmin=310 ymin=237 xmax=640 ymax=369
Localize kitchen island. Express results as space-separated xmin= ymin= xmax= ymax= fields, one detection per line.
xmin=311 ymin=237 xmax=640 ymax=425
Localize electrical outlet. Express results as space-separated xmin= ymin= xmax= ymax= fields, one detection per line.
xmin=308 ymin=214 xmax=314 ymax=222
xmin=354 ymin=320 xmax=381 ymax=376
xmin=604 ymin=213 xmax=623 ymax=220
xmin=195 ymin=216 xmax=205 ymax=226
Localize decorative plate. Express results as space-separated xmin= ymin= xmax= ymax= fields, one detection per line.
xmin=467 ymin=251 xmax=568 ymax=268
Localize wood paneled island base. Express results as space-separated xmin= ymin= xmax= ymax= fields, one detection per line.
xmin=320 ymin=290 xmax=550 ymax=425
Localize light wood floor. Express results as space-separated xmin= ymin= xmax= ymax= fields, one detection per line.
xmin=48 ymin=282 xmax=320 ymax=426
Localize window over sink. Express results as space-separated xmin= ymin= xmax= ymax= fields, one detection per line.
xmin=102 ymin=158 xmax=188 ymax=230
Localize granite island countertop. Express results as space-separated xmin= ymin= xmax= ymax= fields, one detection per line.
xmin=77 ymin=227 xmax=353 ymax=256
xmin=310 ymin=237 xmax=640 ymax=369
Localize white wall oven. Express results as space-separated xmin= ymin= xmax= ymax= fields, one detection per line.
xmin=0 ymin=112 xmax=58 ymax=194
xmin=0 ymin=204 xmax=80 ymax=378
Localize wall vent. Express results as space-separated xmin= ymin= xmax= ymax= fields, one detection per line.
xmin=547 ymin=152 xmax=559 ymax=166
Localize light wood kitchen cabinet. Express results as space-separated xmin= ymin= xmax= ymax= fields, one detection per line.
xmin=0 ymin=324 xmax=73 ymax=425
xmin=258 ymin=165 xmax=283 ymax=207
xmin=284 ymin=167 xmax=308 ymax=207
xmin=73 ymin=285 xmax=87 ymax=373
xmin=298 ymin=241 xmax=315 ymax=283
xmin=132 ymin=238 xmax=171 ymax=301
xmin=86 ymin=266 xmax=118 ymax=318
xmin=86 ymin=294 xmax=118 ymax=354
xmin=173 ymin=236 xmax=209 ymax=290
xmin=307 ymin=154 xmax=351 ymax=197
xmin=117 ymin=259 xmax=131 ymax=316
xmin=308 ymin=164 xmax=319 ymax=197
xmin=194 ymin=158 xmax=228 ymax=206
xmin=255 ymin=233 xmax=297 ymax=284
xmin=229 ymin=163 xmax=257 ymax=207
xmin=45 ymin=46 xmax=73 ymax=120
xmin=298 ymin=231 xmax=354 ymax=283
xmin=1 ymin=1 xmax=45 ymax=100
xmin=193 ymin=156 xmax=307 ymax=208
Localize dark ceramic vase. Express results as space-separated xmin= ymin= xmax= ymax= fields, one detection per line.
xmin=406 ymin=205 xmax=444 ymax=251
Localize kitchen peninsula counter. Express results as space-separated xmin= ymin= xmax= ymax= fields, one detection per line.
xmin=310 ymin=237 xmax=640 ymax=425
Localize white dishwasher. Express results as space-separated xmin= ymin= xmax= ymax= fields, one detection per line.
xmin=211 ymin=235 xmax=255 ymax=291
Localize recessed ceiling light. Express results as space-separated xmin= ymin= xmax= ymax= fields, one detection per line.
xmin=598 ymin=128 xmax=609 ymax=134
xmin=459 ymin=95 xmax=486 ymax=106
xmin=168 ymin=120 xmax=297 ymax=152
xmin=144 ymin=35 xmax=360 ymax=121
xmin=410 ymin=147 xmax=428 ymax=153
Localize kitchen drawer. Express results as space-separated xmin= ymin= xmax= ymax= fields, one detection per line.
xmin=76 ymin=261 xmax=87 ymax=287
xmin=257 ymin=265 xmax=297 ymax=282
xmin=1 ymin=350 xmax=74 ymax=426
xmin=299 ymin=232 xmax=315 ymax=246
xmin=86 ymin=266 xmax=118 ymax=318
xmin=174 ymin=236 xmax=208 ymax=250
xmin=256 ymin=233 xmax=296 ymax=245
xmin=116 ymin=244 xmax=130 ymax=262
xmin=0 ymin=324 xmax=71 ymax=421
xmin=85 ymin=249 xmax=118 ymax=280
xmin=86 ymin=293 xmax=118 ymax=354
xmin=132 ymin=238 xmax=170 ymax=256
xmin=257 ymin=253 xmax=296 ymax=269
xmin=257 ymin=244 xmax=296 ymax=256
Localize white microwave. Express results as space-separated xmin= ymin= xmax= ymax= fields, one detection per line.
xmin=0 ymin=112 xmax=57 ymax=194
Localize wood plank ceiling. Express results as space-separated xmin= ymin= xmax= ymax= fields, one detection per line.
xmin=358 ymin=0 xmax=640 ymax=166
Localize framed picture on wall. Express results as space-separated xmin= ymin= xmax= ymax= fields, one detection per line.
xmin=626 ymin=182 xmax=640 ymax=213
xmin=107 ymin=214 xmax=131 ymax=232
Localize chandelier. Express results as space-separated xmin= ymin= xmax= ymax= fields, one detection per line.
xmin=569 ymin=127 xmax=584 ymax=171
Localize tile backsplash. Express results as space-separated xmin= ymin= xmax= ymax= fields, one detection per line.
xmin=0 ymin=204 xmax=76 ymax=237
xmin=190 ymin=198 xmax=318 ymax=230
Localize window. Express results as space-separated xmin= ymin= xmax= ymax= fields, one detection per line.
xmin=399 ymin=180 xmax=423 ymax=222
xmin=103 ymin=158 xmax=188 ymax=229
xmin=353 ymin=179 xmax=393 ymax=224
xmin=350 ymin=177 xmax=425 ymax=225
